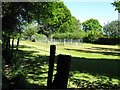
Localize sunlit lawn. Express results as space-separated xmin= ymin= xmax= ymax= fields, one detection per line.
xmin=19 ymin=40 xmax=119 ymax=59
xmin=12 ymin=40 xmax=120 ymax=88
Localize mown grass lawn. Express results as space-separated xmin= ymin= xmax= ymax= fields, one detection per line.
xmin=10 ymin=40 xmax=120 ymax=88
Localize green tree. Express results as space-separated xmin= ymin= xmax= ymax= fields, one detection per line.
xmin=2 ymin=1 xmax=73 ymax=48
xmin=2 ymin=2 xmax=48 ymax=49
xmin=36 ymin=2 xmax=73 ymax=38
xmin=52 ymin=32 xmax=86 ymax=39
xmin=23 ymin=21 xmax=39 ymax=41
xmin=57 ymin=20 xmax=74 ymax=33
xmin=71 ymin=16 xmax=81 ymax=32
xmin=2 ymin=2 xmax=23 ymax=50
xmin=82 ymin=18 xmax=103 ymax=42
xmin=56 ymin=16 xmax=82 ymax=34
xmin=111 ymin=0 xmax=120 ymax=13
xmin=103 ymin=20 xmax=120 ymax=38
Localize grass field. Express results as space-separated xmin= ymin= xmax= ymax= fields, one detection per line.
xmin=8 ymin=40 xmax=120 ymax=88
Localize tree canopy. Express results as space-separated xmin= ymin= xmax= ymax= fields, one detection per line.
xmin=3 ymin=1 xmax=119 ymax=46
xmin=71 ymin=16 xmax=81 ymax=32
xmin=22 ymin=21 xmax=39 ymax=40
xmin=111 ymin=0 xmax=120 ymax=13
xmin=103 ymin=20 xmax=120 ymax=38
xmin=36 ymin=2 xmax=73 ymax=38
xmin=2 ymin=2 xmax=73 ymax=36
xmin=82 ymin=18 xmax=103 ymax=42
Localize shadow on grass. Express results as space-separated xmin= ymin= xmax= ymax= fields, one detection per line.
xmin=70 ymin=57 xmax=120 ymax=78
xmin=69 ymin=56 xmax=120 ymax=88
xmin=2 ymin=45 xmax=51 ymax=89
xmin=65 ymin=48 xmax=120 ymax=56
xmin=2 ymin=45 xmax=120 ymax=89
xmin=18 ymin=45 xmax=35 ymax=48
xmin=91 ymin=46 xmax=120 ymax=52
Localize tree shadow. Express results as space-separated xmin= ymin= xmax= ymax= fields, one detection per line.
xmin=2 ymin=45 xmax=54 ymax=89
xmin=18 ymin=45 xmax=35 ymax=48
xmin=68 ymin=56 xmax=120 ymax=88
xmin=70 ymin=56 xmax=120 ymax=78
xmin=2 ymin=45 xmax=120 ymax=89
xmin=91 ymin=46 xmax=120 ymax=52
xmin=65 ymin=48 xmax=120 ymax=56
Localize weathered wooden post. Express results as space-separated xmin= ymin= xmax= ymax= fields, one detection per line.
xmin=47 ymin=45 xmax=56 ymax=88
xmin=12 ymin=37 xmax=14 ymax=51
xmin=52 ymin=54 xmax=71 ymax=89
xmin=6 ymin=37 xmax=10 ymax=51
xmin=16 ymin=37 xmax=20 ymax=50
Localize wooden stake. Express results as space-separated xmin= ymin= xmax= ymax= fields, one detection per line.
xmin=47 ymin=45 xmax=56 ymax=88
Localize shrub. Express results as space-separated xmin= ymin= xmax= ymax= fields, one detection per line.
xmin=94 ymin=38 xmax=120 ymax=45
xmin=34 ymin=34 xmax=47 ymax=42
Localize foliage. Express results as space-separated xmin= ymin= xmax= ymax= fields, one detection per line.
xmin=2 ymin=2 xmax=19 ymax=35
xmin=34 ymin=33 xmax=47 ymax=42
xmin=52 ymin=31 xmax=87 ymax=39
xmin=57 ymin=16 xmax=81 ymax=33
xmin=2 ymin=2 xmax=82 ymax=48
xmin=36 ymin=2 xmax=73 ymax=38
xmin=2 ymin=1 xmax=74 ymax=50
xmin=94 ymin=38 xmax=120 ymax=45
xmin=71 ymin=16 xmax=81 ymax=32
xmin=103 ymin=20 xmax=120 ymax=38
xmin=111 ymin=0 xmax=120 ymax=13
xmin=22 ymin=21 xmax=39 ymax=40
xmin=82 ymin=18 xmax=102 ymax=32
xmin=82 ymin=18 xmax=103 ymax=42
xmin=2 ymin=2 xmax=31 ymax=51
xmin=86 ymin=30 xmax=103 ymax=42
xmin=2 ymin=2 xmax=30 ymax=36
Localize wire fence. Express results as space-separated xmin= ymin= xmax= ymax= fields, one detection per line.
xmin=35 ymin=38 xmax=83 ymax=45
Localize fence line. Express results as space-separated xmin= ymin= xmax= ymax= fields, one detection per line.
xmin=35 ymin=38 xmax=83 ymax=45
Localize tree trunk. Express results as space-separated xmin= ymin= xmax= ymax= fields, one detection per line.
xmin=6 ymin=37 xmax=10 ymax=51
xmin=8 ymin=37 xmax=10 ymax=50
xmin=2 ymin=35 xmax=7 ymax=50
xmin=12 ymin=37 xmax=14 ymax=51
xmin=30 ymin=36 xmax=32 ymax=41
xmin=16 ymin=38 xmax=19 ymax=51
xmin=46 ymin=35 xmax=51 ymax=43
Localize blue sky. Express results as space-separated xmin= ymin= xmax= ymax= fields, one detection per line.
xmin=62 ymin=0 xmax=118 ymax=26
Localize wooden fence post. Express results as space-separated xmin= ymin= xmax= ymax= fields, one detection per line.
xmin=6 ymin=37 xmax=10 ymax=51
xmin=47 ymin=45 xmax=56 ymax=88
xmin=52 ymin=54 xmax=71 ymax=89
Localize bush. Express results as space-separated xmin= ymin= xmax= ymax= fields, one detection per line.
xmin=94 ymin=38 xmax=120 ymax=45
xmin=34 ymin=34 xmax=47 ymax=42
xmin=83 ymin=37 xmax=120 ymax=45
xmin=52 ymin=32 xmax=87 ymax=39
